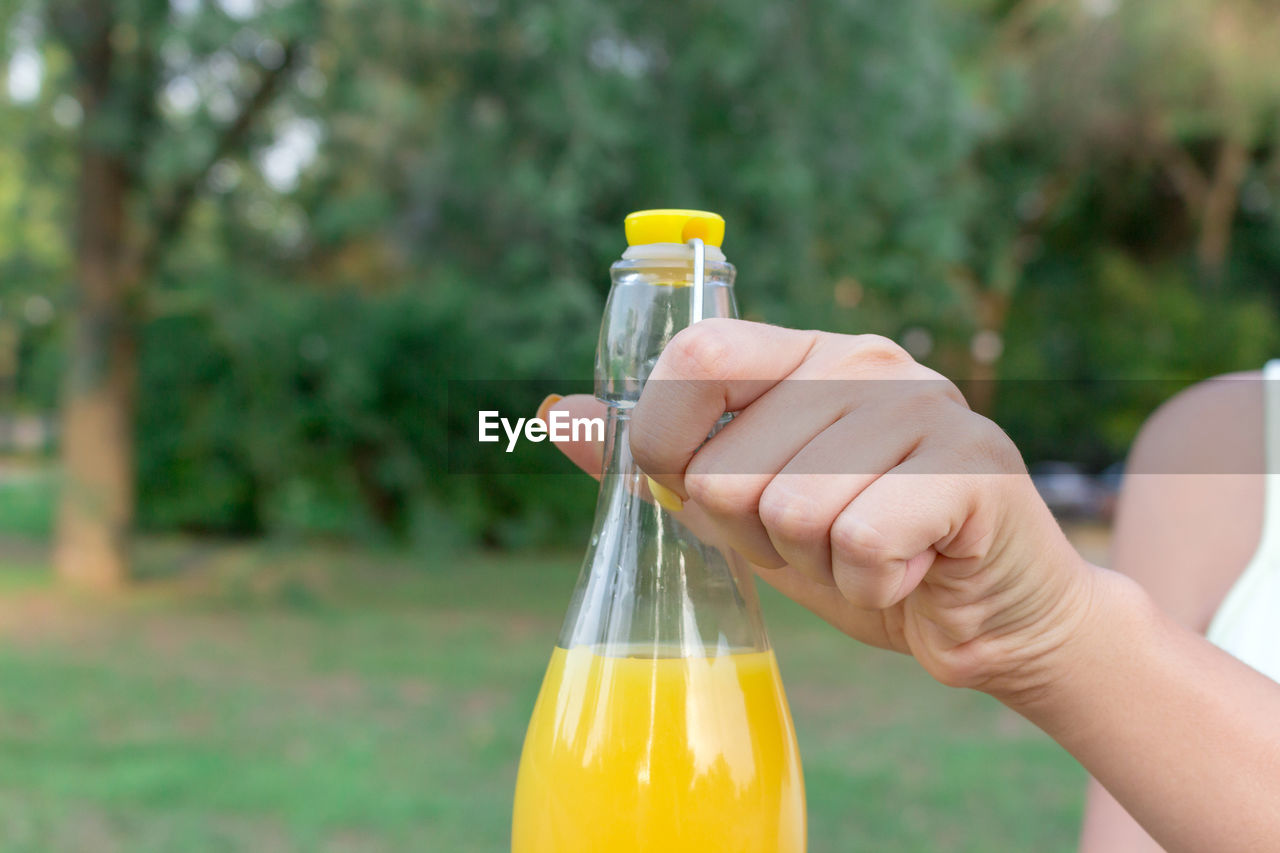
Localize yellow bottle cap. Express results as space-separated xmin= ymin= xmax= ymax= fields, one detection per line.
xmin=624 ymin=209 xmax=725 ymax=248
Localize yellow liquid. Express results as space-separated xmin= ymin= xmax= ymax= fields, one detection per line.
xmin=512 ymin=646 xmax=805 ymax=852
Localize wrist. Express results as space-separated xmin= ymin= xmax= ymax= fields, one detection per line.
xmin=993 ymin=561 xmax=1158 ymax=726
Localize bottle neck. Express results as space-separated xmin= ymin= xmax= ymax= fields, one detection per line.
xmin=595 ymin=258 xmax=737 ymax=407
xmin=557 ymin=406 xmax=769 ymax=656
xmin=554 ymin=250 xmax=765 ymax=659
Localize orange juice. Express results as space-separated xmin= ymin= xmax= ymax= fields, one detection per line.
xmin=511 ymin=645 xmax=805 ymax=852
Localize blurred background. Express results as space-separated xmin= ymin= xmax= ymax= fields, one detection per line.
xmin=1 ymin=0 xmax=1277 ymax=849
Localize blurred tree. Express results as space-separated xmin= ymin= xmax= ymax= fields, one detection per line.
xmin=936 ymin=0 xmax=1280 ymax=418
xmin=0 ymin=3 xmax=70 ymax=450
xmin=40 ymin=0 xmax=311 ymax=587
xmin=3 ymin=0 xmax=1277 ymax=557
xmin=999 ymin=0 xmax=1280 ymax=285
xmin=162 ymin=0 xmax=980 ymax=543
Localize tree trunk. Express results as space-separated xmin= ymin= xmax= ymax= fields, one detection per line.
xmin=0 ymin=321 xmax=18 ymax=450
xmin=963 ymin=253 xmax=1018 ymax=419
xmin=53 ymin=121 xmax=136 ymax=591
xmin=47 ymin=0 xmax=299 ymax=588
xmin=965 ymin=298 xmax=1007 ymax=419
xmin=1197 ymin=138 xmax=1248 ymax=287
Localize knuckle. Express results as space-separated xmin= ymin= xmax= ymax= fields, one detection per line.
xmin=958 ymin=414 xmax=1024 ymax=474
xmin=684 ymin=471 xmax=760 ymax=519
xmin=911 ymin=367 xmax=967 ymax=407
xmin=923 ymin=370 xmax=969 ymax=408
xmin=663 ymin=320 xmax=736 ymax=380
xmin=829 ymin=513 xmax=890 ymax=569
xmin=884 ymin=385 xmax=951 ymax=428
xmin=816 ymin=333 xmax=914 ymax=378
xmin=758 ymin=483 xmax=828 ymax=545
xmin=988 ymin=428 xmax=1026 ymax=474
xmin=851 ymin=334 xmax=913 ymax=370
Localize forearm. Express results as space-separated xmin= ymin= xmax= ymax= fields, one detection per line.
xmin=1007 ymin=564 xmax=1280 ymax=853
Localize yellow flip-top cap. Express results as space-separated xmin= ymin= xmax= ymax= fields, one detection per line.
xmin=625 ymin=209 xmax=725 ymax=248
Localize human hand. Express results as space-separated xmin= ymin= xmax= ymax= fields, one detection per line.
xmin=545 ymin=319 xmax=1099 ymax=705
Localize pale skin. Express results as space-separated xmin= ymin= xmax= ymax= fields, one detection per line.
xmin=542 ymin=319 xmax=1280 ymax=853
xmin=1078 ymin=373 xmax=1269 ymax=852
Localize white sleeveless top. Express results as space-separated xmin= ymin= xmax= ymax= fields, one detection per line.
xmin=1205 ymin=359 xmax=1280 ymax=681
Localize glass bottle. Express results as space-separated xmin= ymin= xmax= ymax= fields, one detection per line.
xmin=512 ymin=210 xmax=806 ymax=853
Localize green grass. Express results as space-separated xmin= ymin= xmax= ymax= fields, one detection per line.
xmin=0 ymin=468 xmax=56 ymax=539
xmin=0 ymin=541 xmax=1087 ymax=851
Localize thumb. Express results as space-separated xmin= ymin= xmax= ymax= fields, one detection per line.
xmin=539 ymin=393 xmax=606 ymax=479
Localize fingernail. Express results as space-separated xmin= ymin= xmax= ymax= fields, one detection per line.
xmin=536 ymin=393 xmax=563 ymax=422
xmin=646 ymin=475 xmax=684 ymax=513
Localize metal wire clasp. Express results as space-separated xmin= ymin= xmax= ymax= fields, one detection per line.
xmin=688 ymin=237 xmax=705 ymax=324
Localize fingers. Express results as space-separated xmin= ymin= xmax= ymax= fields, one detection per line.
xmin=679 ymin=378 xmax=854 ymax=569
xmin=827 ymin=449 xmax=999 ymax=611
xmin=630 ymin=319 xmax=821 ymax=490
xmin=758 ymin=400 xmax=933 ymax=585
xmin=610 ymin=318 xmax=1025 ymax=628
xmin=629 ymin=320 xmax=967 ymax=586
xmin=632 ymin=323 xmax=936 ymax=486
xmin=542 ymin=394 xmax=607 ymax=480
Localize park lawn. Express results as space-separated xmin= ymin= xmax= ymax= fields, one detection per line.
xmin=0 ymin=541 xmax=1086 ymax=852
xmin=0 ymin=467 xmax=56 ymax=540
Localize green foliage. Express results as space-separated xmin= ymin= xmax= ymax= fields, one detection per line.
xmin=129 ymin=0 xmax=988 ymax=544
xmin=394 ymin=0 xmax=977 ymax=338
xmin=133 ymin=277 xmax=597 ymax=544
xmin=1000 ymin=250 xmax=1278 ymax=466
xmin=5 ymin=0 xmax=1280 ymax=544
